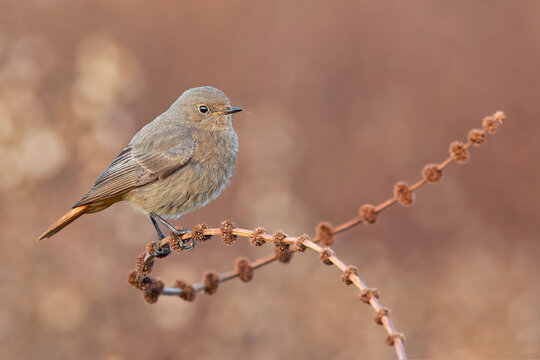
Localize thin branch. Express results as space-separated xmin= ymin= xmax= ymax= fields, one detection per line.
xmin=127 ymin=111 xmax=505 ymax=360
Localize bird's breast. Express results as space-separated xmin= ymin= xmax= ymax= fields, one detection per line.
xmin=125 ymin=127 xmax=238 ymax=218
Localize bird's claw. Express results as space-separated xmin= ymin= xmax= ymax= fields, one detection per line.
xmin=173 ymin=228 xmax=196 ymax=251
xmin=152 ymin=240 xmax=171 ymax=257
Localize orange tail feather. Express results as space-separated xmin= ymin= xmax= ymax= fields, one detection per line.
xmin=38 ymin=205 xmax=89 ymax=241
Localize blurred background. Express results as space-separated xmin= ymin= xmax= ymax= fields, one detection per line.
xmin=0 ymin=1 xmax=539 ymax=359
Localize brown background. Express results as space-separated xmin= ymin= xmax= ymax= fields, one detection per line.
xmin=0 ymin=1 xmax=539 ymax=359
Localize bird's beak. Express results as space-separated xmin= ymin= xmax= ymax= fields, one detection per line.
xmin=223 ymin=106 xmax=243 ymax=115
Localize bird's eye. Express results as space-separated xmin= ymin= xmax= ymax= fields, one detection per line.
xmin=198 ymin=105 xmax=209 ymax=114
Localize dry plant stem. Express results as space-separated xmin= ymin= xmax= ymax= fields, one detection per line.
xmin=130 ymin=112 xmax=504 ymax=360
xmin=155 ymin=232 xmax=406 ymax=360
xmin=136 ymin=112 xmax=502 ymax=286
xmin=303 ymin=239 xmax=406 ymax=360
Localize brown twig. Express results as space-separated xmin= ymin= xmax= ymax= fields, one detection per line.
xmin=127 ymin=111 xmax=505 ymax=360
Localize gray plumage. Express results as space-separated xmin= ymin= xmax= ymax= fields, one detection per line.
xmin=39 ymin=86 xmax=242 ymax=240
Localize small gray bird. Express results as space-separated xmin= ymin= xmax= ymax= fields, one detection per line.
xmin=39 ymin=86 xmax=242 ymax=250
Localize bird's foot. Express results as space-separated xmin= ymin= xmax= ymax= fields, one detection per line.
xmin=172 ymin=227 xmax=196 ymax=251
xmin=152 ymin=236 xmax=171 ymax=258
xmin=150 ymin=214 xmax=196 ymax=251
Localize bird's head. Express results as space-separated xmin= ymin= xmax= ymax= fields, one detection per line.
xmin=174 ymin=86 xmax=243 ymax=129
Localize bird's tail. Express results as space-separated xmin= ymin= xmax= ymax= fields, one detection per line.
xmin=38 ymin=205 xmax=89 ymax=241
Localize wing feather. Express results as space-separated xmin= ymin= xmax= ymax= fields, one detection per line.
xmin=73 ymin=131 xmax=195 ymax=207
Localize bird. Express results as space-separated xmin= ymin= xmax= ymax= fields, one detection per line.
xmin=38 ymin=86 xmax=243 ymax=251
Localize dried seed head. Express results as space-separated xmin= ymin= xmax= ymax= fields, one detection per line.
xmin=294 ymin=234 xmax=309 ymax=252
xmin=319 ymin=248 xmax=334 ymax=265
xmin=275 ymin=247 xmax=293 ymax=263
xmin=316 ymin=222 xmax=334 ymax=246
xmin=249 ymin=227 xmax=267 ymax=246
xmin=273 ymin=230 xmax=288 ymax=252
xmin=173 ymin=280 xmax=196 ymax=302
xmin=145 ymin=243 xmax=154 ymax=255
xmin=144 ymin=278 xmax=164 ymax=304
xmin=140 ymin=277 xmax=152 ymax=291
xmin=341 ymin=265 xmax=359 ymax=285
xmin=493 ymin=111 xmax=505 ymax=124
xmin=127 ymin=270 xmax=151 ymax=291
xmin=235 ymin=257 xmax=253 ymax=282
xmin=136 ymin=252 xmax=154 ymax=276
xmin=374 ymin=307 xmax=390 ymax=325
xmin=190 ymin=224 xmax=211 ymax=242
xmin=203 ymin=271 xmax=220 ymax=295
xmin=450 ymin=141 xmax=468 ymax=163
xmin=394 ymin=182 xmax=414 ymax=206
xmin=127 ymin=270 xmax=139 ymax=287
xmin=360 ymin=204 xmax=378 ymax=224
xmin=482 ymin=115 xmax=499 ymax=134
xmin=468 ymin=129 xmax=484 ymax=147
xmin=220 ymin=220 xmax=237 ymax=245
xmin=146 ymin=241 xmax=170 ymax=258
xmin=359 ymin=288 xmax=380 ymax=304
xmin=386 ymin=332 xmax=405 ymax=346
xmin=423 ymin=164 xmax=442 ymax=183
xmin=169 ymin=234 xmax=184 ymax=253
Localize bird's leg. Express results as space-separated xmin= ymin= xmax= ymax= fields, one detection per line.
xmin=154 ymin=214 xmax=195 ymax=251
xmin=150 ymin=215 xmax=166 ymax=240
xmin=149 ymin=214 xmax=171 ymax=257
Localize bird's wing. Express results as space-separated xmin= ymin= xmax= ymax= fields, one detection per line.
xmin=73 ymin=130 xmax=195 ymax=207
